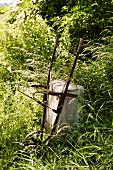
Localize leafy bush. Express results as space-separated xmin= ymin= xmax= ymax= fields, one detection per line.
xmin=36 ymin=0 xmax=113 ymax=54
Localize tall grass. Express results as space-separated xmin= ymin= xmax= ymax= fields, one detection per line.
xmin=1 ymin=43 xmax=113 ymax=169
xmin=0 ymin=5 xmax=113 ymax=169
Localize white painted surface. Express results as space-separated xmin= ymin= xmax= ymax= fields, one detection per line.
xmin=44 ymin=80 xmax=84 ymax=132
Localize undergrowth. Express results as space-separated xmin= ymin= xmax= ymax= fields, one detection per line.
xmin=0 ymin=1 xmax=113 ymax=169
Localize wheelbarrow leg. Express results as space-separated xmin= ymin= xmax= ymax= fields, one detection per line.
xmin=40 ymin=37 xmax=58 ymax=140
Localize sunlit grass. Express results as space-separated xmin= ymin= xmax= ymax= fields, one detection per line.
xmin=0 ymin=4 xmax=113 ymax=169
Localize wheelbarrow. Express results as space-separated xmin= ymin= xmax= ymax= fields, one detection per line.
xmin=18 ymin=37 xmax=84 ymax=146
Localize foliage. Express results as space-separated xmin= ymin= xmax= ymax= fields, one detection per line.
xmin=36 ymin=0 xmax=113 ymax=55
xmin=0 ymin=0 xmax=113 ymax=169
xmin=0 ymin=82 xmax=42 ymax=169
xmin=0 ymin=5 xmax=7 ymax=14
xmin=0 ymin=2 xmax=55 ymax=84
xmin=75 ymin=48 xmax=113 ymax=126
xmin=58 ymin=2 xmax=113 ymax=54
xmin=36 ymin=0 xmax=77 ymax=20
